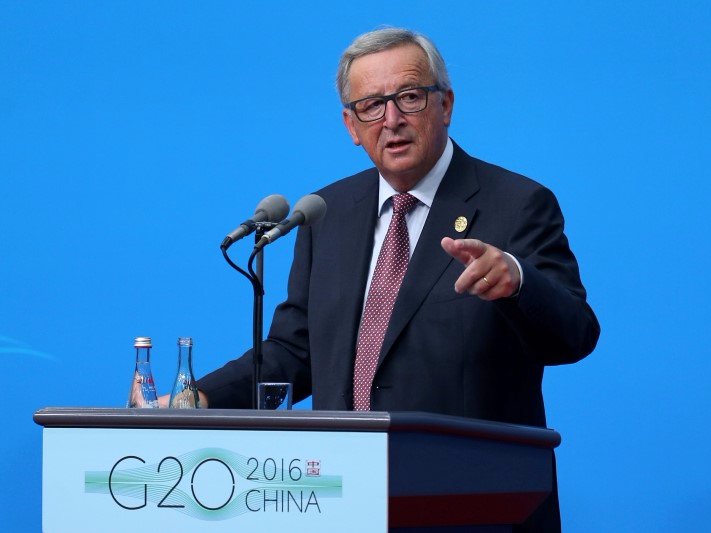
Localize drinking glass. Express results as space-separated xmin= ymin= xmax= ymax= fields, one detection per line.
xmin=257 ymin=382 xmax=293 ymax=410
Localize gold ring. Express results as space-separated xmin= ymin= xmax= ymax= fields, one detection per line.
xmin=482 ymin=276 xmax=491 ymax=287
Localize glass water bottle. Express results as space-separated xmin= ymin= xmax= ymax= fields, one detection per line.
xmin=169 ymin=337 xmax=201 ymax=408
xmin=126 ymin=336 xmax=159 ymax=408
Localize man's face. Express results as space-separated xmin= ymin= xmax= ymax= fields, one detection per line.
xmin=343 ymin=44 xmax=454 ymax=192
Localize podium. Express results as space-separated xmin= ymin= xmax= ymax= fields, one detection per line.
xmin=34 ymin=408 xmax=560 ymax=532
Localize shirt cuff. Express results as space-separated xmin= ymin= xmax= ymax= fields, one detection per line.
xmin=503 ymin=252 xmax=523 ymax=297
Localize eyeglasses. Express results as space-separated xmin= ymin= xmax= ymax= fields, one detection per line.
xmin=345 ymin=85 xmax=441 ymax=123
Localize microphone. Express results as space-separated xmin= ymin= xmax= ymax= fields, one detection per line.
xmin=255 ymin=194 xmax=327 ymax=249
xmin=221 ymin=194 xmax=290 ymax=250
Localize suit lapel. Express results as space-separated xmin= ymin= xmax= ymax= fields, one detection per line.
xmin=330 ymin=171 xmax=379 ymax=401
xmin=378 ymin=144 xmax=480 ymax=365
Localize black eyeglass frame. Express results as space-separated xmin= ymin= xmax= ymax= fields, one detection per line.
xmin=344 ymin=85 xmax=441 ymax=123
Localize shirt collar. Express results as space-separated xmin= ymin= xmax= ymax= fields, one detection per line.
xmin=377 ymin=137 xmax=454 ymax=215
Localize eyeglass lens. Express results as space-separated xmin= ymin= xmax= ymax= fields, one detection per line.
xmin=354 ymin=87 xmax=429 ymax=121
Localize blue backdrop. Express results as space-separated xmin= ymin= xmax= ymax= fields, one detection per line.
xmin=2 ymin=1 xmax=709 ymax=531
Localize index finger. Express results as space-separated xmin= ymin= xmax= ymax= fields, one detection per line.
xmin=441 ymin=237 xmax=487 ymax=265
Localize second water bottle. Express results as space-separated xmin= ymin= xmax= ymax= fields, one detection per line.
xmin=169 ymin=337 xmax=201 ymax=408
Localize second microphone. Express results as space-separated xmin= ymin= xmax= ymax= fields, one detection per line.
xmin=255 ymin=194 xmax=327 ymax=249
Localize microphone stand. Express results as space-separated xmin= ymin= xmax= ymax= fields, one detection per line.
xmin=221 ymin=222 xmax=276 ymax=410
xmin=247 ymin=222 xmax=275 ymax=410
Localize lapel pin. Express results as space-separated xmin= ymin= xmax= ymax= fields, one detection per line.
xmin=454 ymin=216 xmax=468 ymax=233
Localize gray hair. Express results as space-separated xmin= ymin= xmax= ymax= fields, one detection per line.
xmin=336 ymin=27 xmax=451 ymax=104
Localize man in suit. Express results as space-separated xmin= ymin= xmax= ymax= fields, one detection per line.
xmin=195 ymin=28 xmax=600 ymax=531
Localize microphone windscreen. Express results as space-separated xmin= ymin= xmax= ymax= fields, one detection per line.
xmin=292 ymin=194 xmax=327 ymax=226
xmin=255 ymin=194 xmax=290 ymax=222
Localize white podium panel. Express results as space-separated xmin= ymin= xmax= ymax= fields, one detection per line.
xmin=42 ymin=427 xmax=387 ymax=532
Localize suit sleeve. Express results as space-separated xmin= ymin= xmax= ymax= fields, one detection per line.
xmin=494 ymin=186 xmax=600 ymax=365
xmin=196 ymin=226 xmax=314 ymax=408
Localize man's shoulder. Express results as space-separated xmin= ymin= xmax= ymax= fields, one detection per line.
xmin=314 ymin=166 xmax=379 ymax=202
xmin=454 ymin=143 xmax=549 ymax=196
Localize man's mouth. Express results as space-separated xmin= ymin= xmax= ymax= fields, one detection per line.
xmin=385 ymin=139 xmax=411 ymax=150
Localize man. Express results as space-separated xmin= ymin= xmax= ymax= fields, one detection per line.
xmin=195 ymin=28 xmax=600 ymax=531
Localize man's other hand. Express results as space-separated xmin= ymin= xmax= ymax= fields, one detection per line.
xmin=157 ymin=391 xmax=209 ymax=408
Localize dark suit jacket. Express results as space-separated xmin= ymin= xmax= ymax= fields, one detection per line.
xmin=199 ymin=142 xmax=600 ymax=531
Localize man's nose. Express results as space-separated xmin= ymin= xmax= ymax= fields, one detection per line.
xmin=383 ymin=99 xmax=406 ymax=129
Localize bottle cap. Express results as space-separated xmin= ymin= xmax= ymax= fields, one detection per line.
xmin=178 ymin=337 xmax=193 ymax=347
xmin=134 ymin=336 xmax=152 ymax=348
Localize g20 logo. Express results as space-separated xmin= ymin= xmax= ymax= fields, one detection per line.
xmin=107 ymin=454 xmax=309 ymax=512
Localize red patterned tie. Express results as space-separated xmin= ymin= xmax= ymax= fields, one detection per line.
xmin=353 ymin=192 xmax=419 ymax=411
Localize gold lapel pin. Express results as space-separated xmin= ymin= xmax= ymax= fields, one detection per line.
xmin=454 ymin=216 xmax=468 ymax=233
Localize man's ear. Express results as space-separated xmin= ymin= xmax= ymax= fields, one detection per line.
xmin=343 ymin=109 xmax=361 ymax=146
xmin=441 ymin=89 xmax=455 ymax=127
